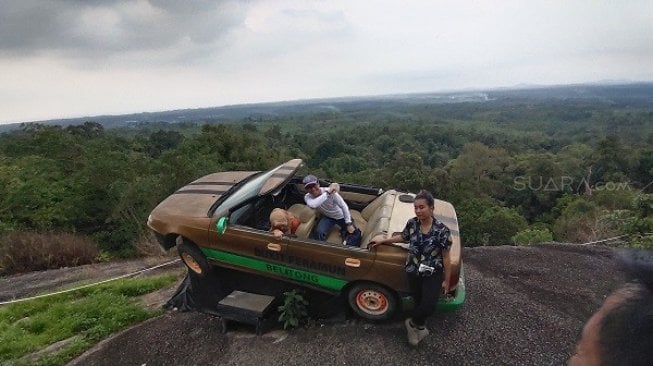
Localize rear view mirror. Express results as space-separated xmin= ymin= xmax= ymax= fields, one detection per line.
xmin=216 ymin=217 xmax=229 ymax=235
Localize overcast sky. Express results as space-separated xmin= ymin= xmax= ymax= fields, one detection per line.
xmin=1 ymin=0 xmax=652 ymax=124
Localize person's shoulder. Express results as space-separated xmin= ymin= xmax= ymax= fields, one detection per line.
xmin=407 ymin=217 xmax=419 ymax=225
xmin=433 ymin=217 xmax=450 ymax=231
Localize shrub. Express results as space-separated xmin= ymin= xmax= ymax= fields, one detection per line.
xmin=456 ymin=197 xmax=501 ymax=246
xmin=594 ymin=209 xmax=636 ymax=238
xmin=512 ymin=228 xmax=554 ymax=246
xmin=463 ymin=205 xmax=528 ymax=246
xmin=0 ymin=231 xmax=98 ymax=275
xmin=93 ymin=226 xmax=137 ymax=257
xmin=477 ymin=206 xmax=528 ymax=245
xmin=625 ymin=194 xmax=653 ymax=235
xmin=632 ymin=194 xmax=653 ymax=217
xmin=552 ymin=193 xmax=652 ymax=243
xmin=133 ymin=233 xmax=170 ymax=257
xmin=592 ymin=188 xmax=638 ymax=210
xmin=627 ymin=234 xmax=653 ymax=249
xmin=553 ymin=199 xmax=601 ymax=242
xmin=277 ymin=289 xmax=310 ymax=329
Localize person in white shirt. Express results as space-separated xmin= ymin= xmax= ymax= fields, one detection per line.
xmin=302 ymin=174 xmax=355 ymax=241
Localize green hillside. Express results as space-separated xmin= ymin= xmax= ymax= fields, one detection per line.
xmin=1 ymin=84 xmax=651 ymax=274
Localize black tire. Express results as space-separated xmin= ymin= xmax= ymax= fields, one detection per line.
xmin=347 ymin=282 xmax=397 ymax=321
xmin=178 ymin=241 xmax=212 ymax=277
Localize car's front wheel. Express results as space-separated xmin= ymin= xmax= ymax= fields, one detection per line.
xmin=178 ymin=241 xmax=211 ymax=277
xmin=347 ymin=282 xmax=397 ymax=321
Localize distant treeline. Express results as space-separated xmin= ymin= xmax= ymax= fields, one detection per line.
xmin=3 ymin=82 xmax=653 ymax=133
xmin=0 ymin=95 xmax=652 ymax=265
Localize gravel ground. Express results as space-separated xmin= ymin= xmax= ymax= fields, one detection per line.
xmin=0 ymin=244 xmax=626 ymax=365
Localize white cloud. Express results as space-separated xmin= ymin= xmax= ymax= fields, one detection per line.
xmin=0 ymin=0 xmax=652 ymax=123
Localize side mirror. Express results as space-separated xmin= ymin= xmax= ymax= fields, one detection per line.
xmin=216 ymin=217 xmax=229 ymax=235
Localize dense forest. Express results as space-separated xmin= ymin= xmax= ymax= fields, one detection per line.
xmin=1 ymin=84 xmax=652 ymax=274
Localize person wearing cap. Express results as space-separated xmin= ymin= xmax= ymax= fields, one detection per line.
xmin=302 ymin=175 xmax=355 ymax=241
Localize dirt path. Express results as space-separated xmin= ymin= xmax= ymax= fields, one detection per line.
xmin=1 ymin=244 xmax=626 ymax=365
xmin=0 ymin=256 xmax=185 ymax=304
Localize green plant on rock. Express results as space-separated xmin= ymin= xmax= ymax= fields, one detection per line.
xmin=277 ymin=289 xmax=309 ymax=330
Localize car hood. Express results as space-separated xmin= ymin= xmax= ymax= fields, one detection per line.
xmin=150 ymin=171 xmax=259 ymax=219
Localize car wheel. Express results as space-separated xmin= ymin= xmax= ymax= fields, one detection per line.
xmin=178 ymin=241 xmax=211 ymax=277
xmin=347 ymin=282 xmax=397 ymax=321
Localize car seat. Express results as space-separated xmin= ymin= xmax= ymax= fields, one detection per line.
xmin=287 ymin=203 xmax=317 ymax=239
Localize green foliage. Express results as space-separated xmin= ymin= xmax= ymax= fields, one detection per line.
xmin=551 ymin=193 xmax=653 ymax=243
xmin=622 ymin=194 xmax=653 ymax=237
xmin=1 ymin=94 xmax=652 ymax=256
xmin=627 ymin=234 xmax=653 ymax=249
xmin=145 ymin=130 xmax=184 ymax=158
xmin=592 ymin=188 xmax=638 ymax=211
xmin=0 ymin=274 xmax=177 ymax=366
xmin=628 ymin=214 xmax=653 ymax=235
xmin=592 ymin=135 xmax=636 ymax=183
xmin=553 ymin=198 xmax=601 ymax=242
xmin=447 ymin=142 xmax=511 ymax=202
xmin=504 ymin=153 xmax=568 ymax=222
xmin=457 ymin=197 xmax=528 ymax=246
xmin=456 ymin=197 xmax=501 ymax=246
xmin=0 ymin=122 xmax=291 ymax=258
xmin=632 ymin=194 xmax=653 ymax=218
xmin=512 ymin=228 xmax=554 ymax=246
xmin=475 ymin=206 xmax=528 ymax=246
xmin=1 ymin=156 xmax=76 ymax=230
xmin=277 ymin=289 xmax=310 ymax=330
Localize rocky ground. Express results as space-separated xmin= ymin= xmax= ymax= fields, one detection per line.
xmin=1 ymin=244 xmax=627 ymax=366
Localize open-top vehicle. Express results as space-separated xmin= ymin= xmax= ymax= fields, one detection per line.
xmin=148 ymin=159 xmax=465 ymax=320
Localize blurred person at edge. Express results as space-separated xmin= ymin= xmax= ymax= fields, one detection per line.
xmin=568 ymin=250 xmax=653 ymax=366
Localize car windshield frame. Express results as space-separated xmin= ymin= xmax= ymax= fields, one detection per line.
xmin=211 ymin=163 xmax=287 ymax=217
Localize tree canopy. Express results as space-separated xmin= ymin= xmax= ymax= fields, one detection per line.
xmin=1 ymin=93 xmax=651 ymax=258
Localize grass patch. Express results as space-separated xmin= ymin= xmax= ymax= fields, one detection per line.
xmin=0 ymin=274 xmax=178 ymax=366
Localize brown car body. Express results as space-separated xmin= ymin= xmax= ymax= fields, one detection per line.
xmin=148 ymin=159 xmax=465 ymax=320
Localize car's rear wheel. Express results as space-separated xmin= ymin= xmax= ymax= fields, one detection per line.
xmin=347 ymin=282 xmax=397 ymax=321
xmin=178 ymin=241 xmax=211 ymax=277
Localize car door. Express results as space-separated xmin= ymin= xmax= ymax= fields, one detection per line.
xmin=206 ymin=215 xmax=289 ymax=279
xmin=283 ymin=238 xmax=377 ymax=293
xmin=201 ymin=158 xmax=305 ymax=277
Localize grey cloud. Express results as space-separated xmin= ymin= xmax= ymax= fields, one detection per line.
xmin=281 ymin=7 xmax=348 ymax=26
xmin=0 ymin=0 xmax=247 ymax=58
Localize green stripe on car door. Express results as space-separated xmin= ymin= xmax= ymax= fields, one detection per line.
xmin=200 ymin=248 xmax=348 ymax=291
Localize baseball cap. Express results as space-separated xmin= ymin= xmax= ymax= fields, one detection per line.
xmin=302 ymin=174 xmax=319 ymax=188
